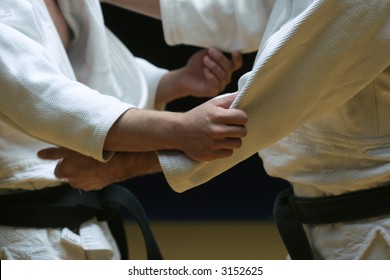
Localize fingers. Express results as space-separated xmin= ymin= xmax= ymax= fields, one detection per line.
xmin=203 ymin=136 xmax=247 ymax=161
xmin=203 ymin=67 xmax=220 ymax=91
xmin=204 ymin=48 xmax=243 ymax=91
xmin=231 ymin=51 xmax=243 ymax=71
xmin=208 ymin=124 xmax=247 ymax=146
xmin=38 ymin=148 xmax=129 ymax=192
xmin=207 ymin=94 xmax=248 ymax=126
xmin=209 ymin=92 xmax=237 ymax=108
xmin=220 ymin=137 xmax=244 ymax=149
xmin=212 ymin=149 xmax=234 ymax=160
xmin=220 ymin=108 xmax=248 ymax=126
xmin=54 ymin=159 xmax=110 ymax=191
xmin=223 ymin=123 xmax=248 ymax=138
xmin=54 ymin=158 xmax=64 ymax=178
xmin=37 ymin=147 xmax=69 ymax=159
xmin=204 ymin=50 xmax=230 ymax=83
xmin=38 ymin=147 xmax=73 ymax=180
xmin=67 ymin=179 xmax=109 ymax=191
xmin=207 ymin=48 xmax=236 ymax=75
xmin=200 ymin=139 xmax=243 ymax=161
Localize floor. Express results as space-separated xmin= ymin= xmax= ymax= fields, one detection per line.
xmin=125 ymin=220 xmax=287 ymax=260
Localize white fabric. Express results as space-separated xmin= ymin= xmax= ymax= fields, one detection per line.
xmin=0 ymin=0 xmax=168 ymax=191
xmin=0 ymin=0 xmax=167 ymax=259
xmin=158 ymin=0 xmax=390 ymax=259
xmin=160 ymin=0 xmax=272 ymax=54
xmin=0 ymin=218 xmax=120 ymax=260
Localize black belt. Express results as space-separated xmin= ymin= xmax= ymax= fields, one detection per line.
xmin=273 ymin=185 xmax=390 ymax=260
xmin=0 ymin=184 xmax=162 ymax=260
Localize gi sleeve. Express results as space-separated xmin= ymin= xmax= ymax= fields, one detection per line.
xmin=158 ymin=0 xmax=390 ymax=192
xmin=135 ymin=58 xmax=168 ymax=109
xmin=160 ymin=0 xmax=272 ymax=53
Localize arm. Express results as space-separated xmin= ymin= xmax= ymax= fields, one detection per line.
xmin=38 ymin=93 xmax=246 ymax=190
xmin=37 ymin=46 xmax=243 ymax=189
xmin=0 ymin=22 xmax=131 ymax=161
xmin=102 ymin=0 xmax=272 ymax=53
xmin=39 ymin=148 xmax=161 ymax=191
xmin=96 ymin=93 xmax=248 ymax=162
xmin=158 ymin=0 xmax=390 ymax=192
xmin=0 ymin=22 xmax=246 ymax=162
xmin=107 ymin=46 xmax=244 ymax=158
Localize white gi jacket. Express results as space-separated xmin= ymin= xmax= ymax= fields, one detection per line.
xmin=0 ymin=0 xmax=167 ymax=259
xmin=158 ymin=0 xmax=390 ymax=259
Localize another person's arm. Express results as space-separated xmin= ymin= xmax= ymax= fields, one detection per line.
xmin=102 ymin=0 xmax=270 ymax=53
xmin=124 ymin=0 xmax=390 ymax=192
xmin=38 ymin=93 xmax=244 ymax=190
xmin=39 ymin=148 xmax=161 ymax=191
xmin=37 ymin=44 xmax=244 ymax=189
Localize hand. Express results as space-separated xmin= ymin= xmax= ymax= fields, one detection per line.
xmin=177 ymin=93 xmax=248 ymax=161
xmin=155 ymin=48 xmax=243 ymax=107
xmin=37 ymin=148 xmax=161 ymax=191
xmin=180 ymin=48 xmax=243 ymax=98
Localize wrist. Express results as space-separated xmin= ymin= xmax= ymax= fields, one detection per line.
xmin=122 ymin=151 xmax=162 ymax=178
xmin=155 ymin=69 xmax=186 ymax=107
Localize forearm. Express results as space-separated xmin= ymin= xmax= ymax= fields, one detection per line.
xmin=105 ymin=94 xmax=248 ymax=162
xmin=108 ymin=151 xmax=162 ymax=181
xmin=38 ymin=147 xmax=162 ymax=191
xmin=122 ymin=151 xmax=162 ymax=177
xmin=104 ymin=108 xmax=181 ymax=152
xmin=103 ymin=0 xmax=161 ymax=19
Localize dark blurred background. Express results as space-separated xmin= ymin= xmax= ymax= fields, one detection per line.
xmin=101 ymin=4 xmax=290 ymax=221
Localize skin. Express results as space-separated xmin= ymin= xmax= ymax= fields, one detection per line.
xmin=102 ymin=47 xmax=245 ymax=160
xmin=155 ymin=47 xmax=242 ymax=107
xmin=100 ymin=0 xmax=162 ymax=20
xmin=105 ymin=93 xmax=247 ymax=161
xmin=45 ymin=0 xmax=73 ymax=49
xmin=44 ymin=0 xmax=245 ymax=160
xmin=38 ymin=0 xmax=247 ymax=190
xmin=38 ymin=94 xmax=245 ymax=190
xmin=38 ymin=149 xmax=161 ymax=191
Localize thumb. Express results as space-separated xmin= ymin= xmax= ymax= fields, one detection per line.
xmin=37 ymin=147 xmax=68 ymax=160
xmin=231 ymin=51 xmax=243 ymax=71
xmin=210 ymin=92 xmax=238 ymax=109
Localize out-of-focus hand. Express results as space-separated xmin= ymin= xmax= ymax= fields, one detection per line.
xmin=180 ymin=47 xmax=243 ymax=97
xmin=155 ymin=48 xmax=243 ymax=107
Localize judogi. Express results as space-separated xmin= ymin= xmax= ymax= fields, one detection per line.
xmin=157 ymin=0 xmax=390 ymax=259
xmin=0 ymin=0 xmax=167 ymax=259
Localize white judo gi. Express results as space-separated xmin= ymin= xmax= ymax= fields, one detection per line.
xmin=157 ymin=0 xmax=390 ymax=259
xmin=0 ymin=0 xmax=167 ymax=259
